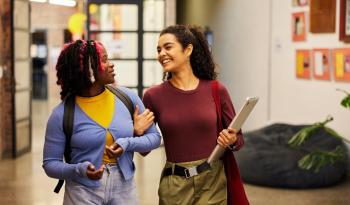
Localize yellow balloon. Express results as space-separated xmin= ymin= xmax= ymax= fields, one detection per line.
xmin=89 ymin=4 xmax=98 ymax=15
xmin=68 ymin=13 xmax=86 ymax=35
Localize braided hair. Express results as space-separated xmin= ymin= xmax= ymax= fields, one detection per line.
xmin=56 ymin=40 xmax=104 ymax=100
xmin=160 ymin=25 xmax=217 ymax=80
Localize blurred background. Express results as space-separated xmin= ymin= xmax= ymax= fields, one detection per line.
xmin=0 ymin=0 xmax=350 ymax=204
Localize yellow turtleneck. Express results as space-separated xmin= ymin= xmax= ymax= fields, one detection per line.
xmin=76 ymin=89 xmax=116 ymax=164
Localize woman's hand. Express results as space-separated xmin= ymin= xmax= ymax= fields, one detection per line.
xmin=105 ymin=143 xmax=124 ymax=158
xmin=133 ymin=105 xmax=155 ymax=136
xmin=217 ymin=128 xmax=237 ymax=149
xmin=86 ymin=164 xmax=105 ymax=180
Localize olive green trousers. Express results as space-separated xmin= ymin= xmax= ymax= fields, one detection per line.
xmin=158 ymin=158 xmax=227 ymax=205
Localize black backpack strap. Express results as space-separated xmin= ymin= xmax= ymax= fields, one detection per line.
xmin=106 ymin=85 xmax=134 ymax=119
xmin=63 ymin=94 xmax=75 ymax=162
xmin=54 ymin=94 xmax=75 ymax=194
xmin=54 ymin=86 xmax=133 ymax=193
xmin=54 ymin=179 xmax=64 ymax=194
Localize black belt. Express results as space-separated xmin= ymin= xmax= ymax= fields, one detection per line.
xmin=163 ymin=161 xmax=211 ymax=178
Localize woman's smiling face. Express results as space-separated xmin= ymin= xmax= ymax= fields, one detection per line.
xmin=157 ymin=33 xmax=192 ymax=73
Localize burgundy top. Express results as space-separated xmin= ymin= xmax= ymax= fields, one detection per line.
xmin=143 ymin=80 xmax=243 ymax=163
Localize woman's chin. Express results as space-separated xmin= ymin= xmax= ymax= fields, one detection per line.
xmin=163 ymin=66 xmax=173 ymax=72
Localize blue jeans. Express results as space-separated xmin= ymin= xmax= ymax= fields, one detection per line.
xmin=63 ymin=163 xmax=138 ymax=205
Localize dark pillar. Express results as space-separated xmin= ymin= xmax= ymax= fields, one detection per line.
xmin=0 ymin=0 xmax=14 ymax=159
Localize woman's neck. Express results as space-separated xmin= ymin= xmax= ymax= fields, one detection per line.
xmin=80 ymin=83 xmax=105 ymax=97
xmin=170 ymin=67 xmax=199 ymax=91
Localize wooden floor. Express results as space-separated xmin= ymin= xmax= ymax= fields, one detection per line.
xmin=0 ymin=100 xmax=349 ymax=205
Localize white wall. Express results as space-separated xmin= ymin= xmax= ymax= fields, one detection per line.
xmin=209 ymin=0 xmax=271 ymax=131
xmin=270 ymin=0 xmax=350 ymax=142
xmin=208 ymin=0 xmax=350 ymax=146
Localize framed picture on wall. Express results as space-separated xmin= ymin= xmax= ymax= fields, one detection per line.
xmin=292 ymin=0 xmax=308 ymax=7
xmin=310 ymin=0 xmax=336 ymax=33
xmin=339 ymin=0 xmax=350 ymax=42
xmin=292 ymin=12 xmax=307 ymax=41
xmin=296 ymin=49 xmax=311 ymax=79
xmin=312 ymin=49 xmax=331 ymax=80
xmin=332 ymin=48 xmax=350 ymax=82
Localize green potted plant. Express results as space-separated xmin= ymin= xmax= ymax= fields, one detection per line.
xmin=288 ymin=89 xmax=350 ymax=172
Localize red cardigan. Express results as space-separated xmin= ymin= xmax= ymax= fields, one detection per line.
xmin=211 ymin=80 xmax=250 ymax=205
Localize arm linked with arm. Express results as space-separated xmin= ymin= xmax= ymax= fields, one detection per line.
xmin=116 ymin=91 xmax=161 ymax=153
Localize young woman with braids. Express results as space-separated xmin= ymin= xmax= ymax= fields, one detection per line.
xmin=141 ymin=25 xmax=249 ymax=204
xmin=42 ymin=40 xmax=161 ymax=205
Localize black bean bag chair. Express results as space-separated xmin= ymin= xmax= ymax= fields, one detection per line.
xmin=235 ymin=123 xmax=349 ymax=188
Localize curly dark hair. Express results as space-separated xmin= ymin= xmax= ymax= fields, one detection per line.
xmin=56 ymin=40 xmax=104 ymax=100
xmin=160 ymin=24 xmax=217 ymax=80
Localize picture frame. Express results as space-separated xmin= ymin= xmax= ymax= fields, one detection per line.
xmin=309 ymin=0 xmax=336 ymax=33
xmin=292 ymin=12 xmax=307 ymax=41
xmin=339 ymin=0 xmax=350 ymax=42
xmin=296 ymin=49 xmax=311 ymax=79
xmin=312 ymin=49 xmax=331 ymax=81
xmin=332 ymin=48 xmax=350 ymax=82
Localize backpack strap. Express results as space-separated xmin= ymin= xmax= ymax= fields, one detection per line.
xmin=54 ymin=94 xmax=75 ymax=193
xmin=54 ymin=86 xmax=134 ymax=193
xmin=106 ymin=85 xmax=134 ymax=120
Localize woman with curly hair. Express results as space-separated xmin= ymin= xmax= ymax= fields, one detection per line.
xmin=141 ymin=25 xmax=249 ymax=204
xmin=42 ymin=40 xmax=160 ymax=205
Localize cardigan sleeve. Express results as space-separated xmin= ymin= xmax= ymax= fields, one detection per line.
xmin=42 ymin=106 xmax=90 ymax=180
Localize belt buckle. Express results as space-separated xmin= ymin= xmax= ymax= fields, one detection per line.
xmin=184 ymin=167 xmax=198 ymax=178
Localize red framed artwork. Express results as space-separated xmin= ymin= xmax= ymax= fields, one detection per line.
xmin=332 ymin=48 xmax=350 ymax=82
xmin=292 ymin=12 xmax=307 ymax=41
xmin=296 ymin=49 xmax=311 ymax=79
xmin=312 ymin=49 xmax=331 ymax=80
xmin=340 ymin=0 xmax=350 ymax=42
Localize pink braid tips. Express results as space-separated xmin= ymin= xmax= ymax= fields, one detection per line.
xmin=94 ymin=41 xmax=105 ymax=72
xmin=79 ymin=41 xmax=87 ymax=72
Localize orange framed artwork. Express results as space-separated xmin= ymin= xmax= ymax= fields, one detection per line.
xmin=292 ymin=12 xmax=307 ymax=41
xmin=332 ymin=48 xmax=350 ymax=82
xmin=312 ymin=49 xmax=331 ymax=80
xmin=296 ymin=49 xmax=311 ymax=79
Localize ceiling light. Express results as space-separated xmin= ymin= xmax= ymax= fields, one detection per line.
xmin=29 ymin=0 xmax=47 ymax=3
xmin=49 ymin=0 xmax=76 ymax=7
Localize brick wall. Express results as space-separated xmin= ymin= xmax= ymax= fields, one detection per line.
xmin=0 ymin=0 xmax=14 ymax=159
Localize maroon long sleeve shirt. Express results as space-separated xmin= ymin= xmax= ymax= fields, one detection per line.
xmin=143 ymin=80 xmax=243 ymax=163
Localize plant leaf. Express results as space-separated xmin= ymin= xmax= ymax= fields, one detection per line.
xmin=297 ymin=146 xmax=347 ymax=172
xmin=324 ymin=127 xmax=342 ymax=139
xmin=340 ymin=95 xmax=350 ymax=109
xmin=288 ymin=124 xmax=322 ymax=148
xmin=324 ymin=127 xmax=350 ymax=144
